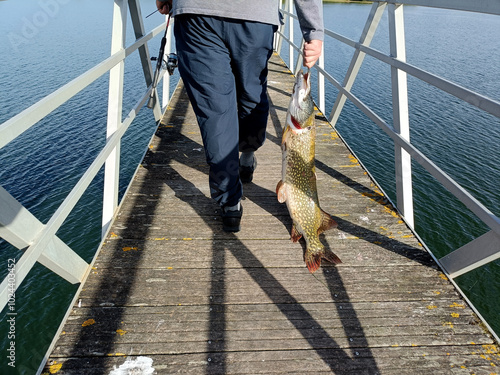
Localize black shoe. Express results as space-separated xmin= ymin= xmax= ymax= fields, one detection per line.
xmin=222 ymin=204 xmax=243 ymax=232
xmin=239 ymin=156 xmax=257 ymax=183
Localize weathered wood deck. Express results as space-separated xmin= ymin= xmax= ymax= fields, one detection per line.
xmin=44 ymin=55 xmax=500 ymax=374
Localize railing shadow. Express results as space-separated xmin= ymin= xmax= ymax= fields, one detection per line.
xmin=58 ymin=77 xmax=429 ymax=374
xmin=152 ymin=134 xmax=382 ymax=373
xmin=58 ymin=85 xmax=193 ymax=374
xmin=145 ymin=84 xmax=384 ymax=374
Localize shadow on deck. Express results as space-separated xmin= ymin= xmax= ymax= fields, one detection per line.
xmin=44 ymin=54 xmax=500 ymax=375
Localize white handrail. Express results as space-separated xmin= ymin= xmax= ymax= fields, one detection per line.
xmin=323 ymin=29 xmax=500 ymax=119
xmin=0 ymin=0 xmax=172 ymax=315
xmin=382 ymin=0 xmax=500 ymax=15
xmin=0 ymin=23 xmax=166 ymax=151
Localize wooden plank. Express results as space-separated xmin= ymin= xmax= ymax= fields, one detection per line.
xmin=57 ymin=300 xmax=479 ymax=321
xmin=94 ymin=240 xmax=433 ymax=269
xmin=45 ymin=345 xmax=500 ymax=375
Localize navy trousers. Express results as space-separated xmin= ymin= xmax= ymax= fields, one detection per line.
xmin=174 ymin=15 xmax=275 ymax=208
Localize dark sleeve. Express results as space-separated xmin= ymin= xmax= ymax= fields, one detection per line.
xmin=294 ymin=0 xmax=324 ymax=41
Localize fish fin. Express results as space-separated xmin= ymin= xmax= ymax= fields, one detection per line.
xmin=276 ymin=180 xmax=287 ymax=203
xmin=323 ymin=247 xmax=342 ymax=265
xmin=281 ymin=126 xmax=290 ymax=146
xmin=305 ymin=252 xmax=322 ymax=273
xmin=305 ymin=246 xmax=342 ymax=273
xmin=318 ymin=209 xmax=338 ymax=234
xmin=291 ymin=224 xmax=302 ymax=242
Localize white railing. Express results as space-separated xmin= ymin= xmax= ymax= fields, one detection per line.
xmin=276 ymin=0 xmax=500 ymax=280
xmin=0 ymin=0 xmax=174 ymax=315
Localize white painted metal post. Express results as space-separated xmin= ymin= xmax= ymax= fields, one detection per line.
xmin=389 ymin=3 xmax=414 ymax=228
xmin=102 ymin=0 xmax=127 ymax=237
xmin=275 ymin=0 xmax=288 ymax=54
xmin=317 ymin=42 xmax=325 ymax=114
xmin=128 ymin=0 xmax=160 ymax=118
xmin=289 ymin=0 xmax=294 ymax=70
xmin=162 ymin=15 xmax=174 ymax=110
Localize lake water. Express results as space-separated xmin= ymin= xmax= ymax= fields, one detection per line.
xmin=0 ymin=1 xmax=499 ymax=373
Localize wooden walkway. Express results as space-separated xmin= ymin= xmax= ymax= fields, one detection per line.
xmin=44 ymin=55 xmax=500 ymax=374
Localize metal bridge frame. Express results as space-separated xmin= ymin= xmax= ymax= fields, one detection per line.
xmin=0 ymin=0 xmax=174 ymax=314
xmin=277 ymin=0 xmax=500 ymax=281
xmin=0 ymin=0 xmax=499 ymax=369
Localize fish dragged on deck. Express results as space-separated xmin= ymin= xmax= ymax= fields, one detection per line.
xmin=276 ymin=69 xmax=341 ymax=273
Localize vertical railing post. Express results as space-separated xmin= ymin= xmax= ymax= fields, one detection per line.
xmin=128 ymin=0 xmax=160 ymax=119
xmin=162 ymin=15 xmax=174 ymax=110
xmin=102 ymin=0 xmax=127 ymax=237
xmin=317 ymin=42 xmax=325 ymax=114
xmin=389 ymin=3 xmax=414 ymax=228
xmin=275 ymin=0 xmax=288 ymax=54
xmin=288 ymin=0 xmax=294 ymax=70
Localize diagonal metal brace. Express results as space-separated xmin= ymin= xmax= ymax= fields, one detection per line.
xmin=439 ymin=230 xmax=500 ymax=279
xmin=0 ymin=186 xmax=89 ymax=289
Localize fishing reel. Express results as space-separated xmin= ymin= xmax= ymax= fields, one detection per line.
xmin=151 ymin=53 xmax=178 ymax=76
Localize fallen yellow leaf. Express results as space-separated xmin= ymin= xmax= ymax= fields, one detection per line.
xmin=49 ymin=362 xmax=62 ymax=374
xmin=82 ymin=319 xmax=95 ymax=327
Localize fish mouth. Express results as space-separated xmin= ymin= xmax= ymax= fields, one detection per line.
xmin=287 ymin=68 xmax=312 ymax=133
xmin=299 ymin=68 xmax=311 ymax=96
xmin=291 ymin=115 xmax=302 ymax=130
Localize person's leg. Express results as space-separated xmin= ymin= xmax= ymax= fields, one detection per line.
xmin=224 ymin=20 xmax=275 ymax=183
xmin=225 ymin=21 xmax=276 ymax=153
xmin=174 ymin=15 xmax=242 ymax=209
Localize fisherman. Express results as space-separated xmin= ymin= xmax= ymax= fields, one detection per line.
xmin=156 ymin=0 xmax=324 ymax=232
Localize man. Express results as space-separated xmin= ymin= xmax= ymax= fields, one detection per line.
xmin=155 ymin=0 xmax=323 ymax=232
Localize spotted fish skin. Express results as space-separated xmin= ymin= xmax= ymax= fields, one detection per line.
xmin=276 ymin=70 xmax=341 ymax=273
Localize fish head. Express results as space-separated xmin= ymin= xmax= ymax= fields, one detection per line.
xmin=286 ymin=69 xmax=314 ymax=135
xmin=292 ymin=69 xmax=311 ymax=109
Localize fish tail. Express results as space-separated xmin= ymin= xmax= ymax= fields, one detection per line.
xmin=305 ymin=242 xmax=342 ymax=273
xmin=305 ymin=250 xmax=322 ymax=273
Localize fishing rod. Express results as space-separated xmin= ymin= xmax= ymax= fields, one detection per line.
xmin=147 ymin=12 xmax=178 ymax=109
xmin=145 ymin=9 xmax=159 ymax=18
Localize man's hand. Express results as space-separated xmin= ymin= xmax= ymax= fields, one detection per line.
xmin=303 ymin=39 xmax=323 ymax=68
xmin=156 ymin=0 xmax=172 ymax=15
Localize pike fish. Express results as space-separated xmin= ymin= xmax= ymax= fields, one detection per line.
xmin=276 ymin=69 xmax=341 ymax=273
